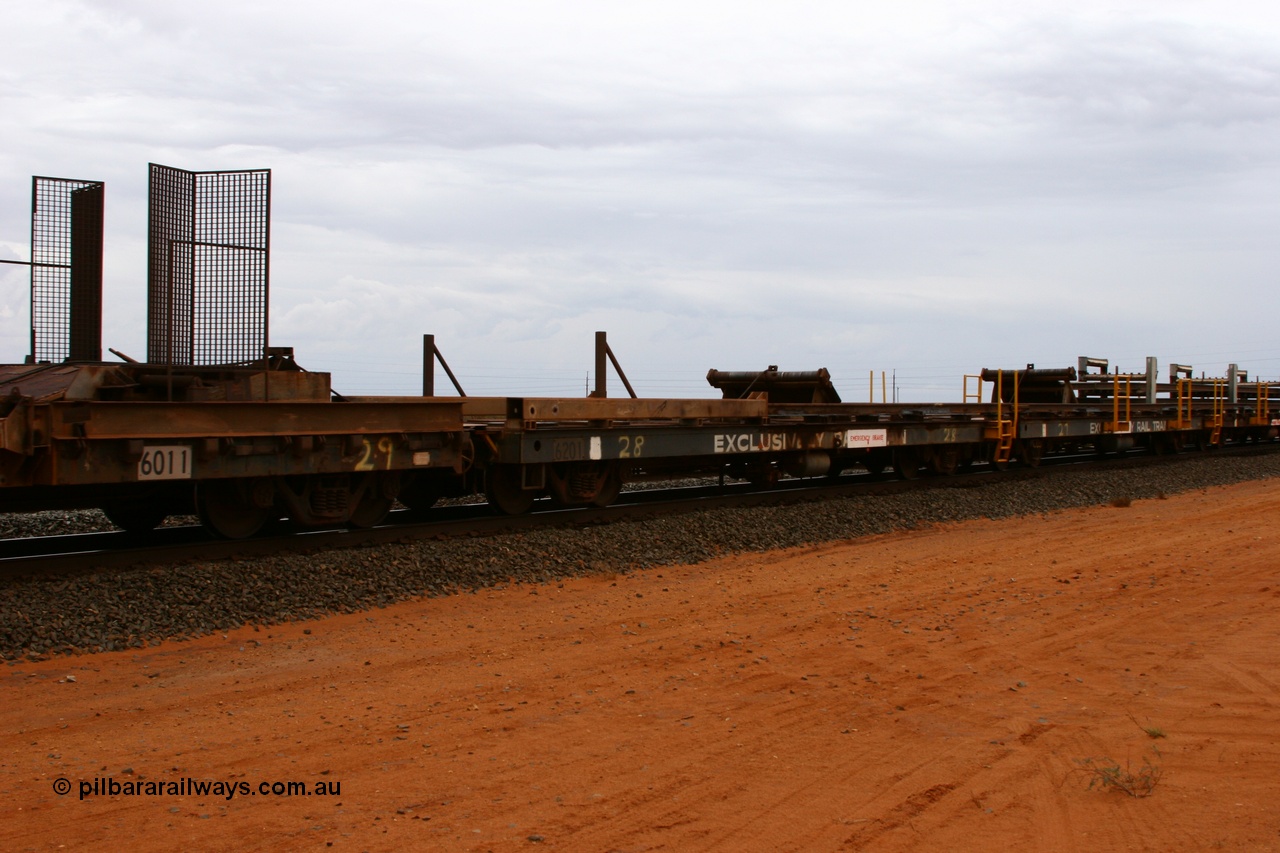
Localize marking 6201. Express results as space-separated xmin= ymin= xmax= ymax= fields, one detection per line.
xmin=552 ymin=438 xmax=586 ymax=461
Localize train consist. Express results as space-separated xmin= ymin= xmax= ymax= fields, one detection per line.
xmin=0 ymin=342 xmax=1275 ymax=538
xmin=2 ymin=166 xmax=1276 ymax=538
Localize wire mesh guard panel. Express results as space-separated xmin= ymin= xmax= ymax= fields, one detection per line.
xmin=147 ymin=164 xmax=270 ymax=365
xmin=31 ymin=177 xmax=104 ymax=363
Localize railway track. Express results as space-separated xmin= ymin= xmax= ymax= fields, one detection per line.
xmin=4 ymin=443 xmax=1274 ymax=580
xmin=4 ymin=444 xmax=1279 ymax=660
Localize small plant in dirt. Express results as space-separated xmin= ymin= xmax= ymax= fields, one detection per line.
xmin=1128 ymin=712 xmax=1167 ymax=739
xmin=1078 ymin=748 xmax=1162 ymax=797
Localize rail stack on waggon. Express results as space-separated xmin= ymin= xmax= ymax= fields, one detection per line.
xmin=1 ymin=166 xmax=1275 ymax=539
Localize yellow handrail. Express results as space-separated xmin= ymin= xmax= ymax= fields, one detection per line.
xmin=1110 ymin=374 xmax=1131 ymax=432
xmin=1175 ymin=378 xmax=1193 ymax=429
xmin=1211 ymin=378 xmax=1225 ymax=445
xmin=985 ymin=370 xmax=1017 ymax=464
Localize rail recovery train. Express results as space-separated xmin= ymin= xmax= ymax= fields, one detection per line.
xmin=0 ymin=346 xmax=1274 ymax=539
xmin=1 ymin=167 xmax=1275 ymax=538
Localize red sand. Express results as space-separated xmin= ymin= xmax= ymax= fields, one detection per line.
xmin=4 ymin=479 xmax=1279 ymax=851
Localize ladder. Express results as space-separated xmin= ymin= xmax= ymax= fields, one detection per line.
xmin=993 ymin=416 xmax=1015 ymax=465
xmin=1210 ymin=378 xmax=1225 ymax=445
xmin=983 ymin=370 xmax=1018 ymax=465
xmin=1109 ymin=374 xmax=1132 ymax=435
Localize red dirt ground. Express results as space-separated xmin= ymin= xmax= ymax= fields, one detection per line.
xmin=4 ymin=479 xmax=1280 ymax=852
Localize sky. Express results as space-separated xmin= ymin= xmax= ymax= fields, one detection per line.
xmin=1 ymin=0 xmax=1278 ymax=401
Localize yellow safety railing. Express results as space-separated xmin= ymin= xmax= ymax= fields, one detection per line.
xmin=1252 ymin=380 xmax=1271 ymax=427
xmin=1174 ymin=378 xmax=1193 ymax=430
xmin=963 ymin=374 xmax=983 ymax=405
xmin=1109 ymin=374 xmax=1132 ymax=433
xmin=982 ymin=370 xmax=1017 ymax=465
xmin=1174 ymin=375 xmax=1233 ymax=444
xmin=868 ymin=371 xmax=888 ymax=404
xmin=1210 ymin=378 xmax=1225 ymax=445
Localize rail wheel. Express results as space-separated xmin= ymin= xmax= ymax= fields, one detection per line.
xmin=1018 ymin=439 xmax=1044 ymax=468
xmin=102 ymin=500 xmax=169 ymax=534
xmin=397 ymin=477 xmax=439 ymax=512
xmin=486 ymin=464 xmax=537 ymax=515
xmin=747 ymin=465 xmax=780 ymax=489
xmin=929 ymin=446 xmax=961 ymax=476
xmin=349 ymin=474 xmax=396 ymax=528
xmin=590 ymin=464 xmax=622 ymax=508
xmin=196 ymin=478 xmax=275 ymax=539
xmin=863 ymin=450 xmax=890 ymax=477
xmin=893 ymin=448 xmax=921 ymax=480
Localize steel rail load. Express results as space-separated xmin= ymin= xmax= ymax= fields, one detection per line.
xmin=390 ymin=352 xmax=1275 ymax=517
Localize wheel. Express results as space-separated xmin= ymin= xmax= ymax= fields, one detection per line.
xmin=345 ymin=473 xmax=394 ymax=527
xmin=396 ymin=477 xmax=440 ymax=512
xmin=1018 ymin=439 xmax=1044 ymax=468
xmin=863 ymin=450 xmax=890 ymax=477
xmin=102 ymin=500 xmax=168 ymax=534
xmin=485 ymin=464 xmax=537 ymax=515
xmin=196 ymin=478 xmax=275 ymax=539
xmin=929 ymin=447 xmax=961 ymax=476
xmin=893 ymin=449 xmax=921 ymax=480
xmin=589 ymin=465 xmax=622 ymax=508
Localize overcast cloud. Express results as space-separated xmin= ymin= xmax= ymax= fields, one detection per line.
xmin=2 ymin=1 xmax=1278 ymax=399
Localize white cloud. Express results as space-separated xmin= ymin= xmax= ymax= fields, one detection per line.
xmin=0 ymin=1 xmax=1277 ymax=398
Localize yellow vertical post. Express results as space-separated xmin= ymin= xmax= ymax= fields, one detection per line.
xmin=1211 ymin=378 xmax=1225 ymax=445
xmin=986 ymin=370 xmax=1016 ymax=465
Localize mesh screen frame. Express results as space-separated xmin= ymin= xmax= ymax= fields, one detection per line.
xmin=30 ymin=176 xmax=104 ymax=362
xmin=147 ymin=164 xmax=270 ymax=365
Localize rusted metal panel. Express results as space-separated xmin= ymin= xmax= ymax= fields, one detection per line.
xmin=68 ymin=182 xmax=105 ymax=361
xmin=894 ymin=424 xmax=986 ymax=447
xmin=490 ymin=420 xmax=987 ymax=465
xmin=0 ymin=363 xmax=334 ymax=404
xmin=48 ymin=400 xmax=463 ymax=440
xmin=460 ymin=397 xmax=509 ymax=420
xmin=0 ymin=402 xmax=30 ymax=455
xmin=0 ymin=364 xmax=80 ymax=401
xmin=1 ymin=364 xmax=137 ymax=403
xmin=502 ymin=397 xmax=770 ymax=424
xmin=353 ymin=396 xmax=773 ymax=423
xmin=767 ymin=402 xmax=990 ymax=420
xmin=183 ymin=370 xmax=331 ymax=402
xmin=42 ymin=430 xmax=464 ymax=487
